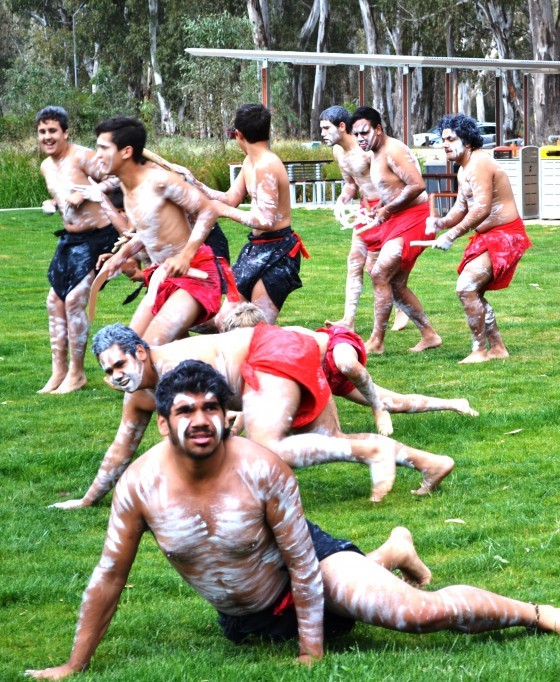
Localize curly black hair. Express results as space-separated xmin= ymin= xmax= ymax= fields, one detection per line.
xmin=437 ymin=114 xmax=483 ymax=149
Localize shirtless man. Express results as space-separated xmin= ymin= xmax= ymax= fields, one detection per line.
xmin=50 ymin=323 xmax=455 ymax=510
xmin=319 ymin=105 xmax=408 ymax=332
xmin=221 ymin=302 xmax=478 ymax=437
xmin=427 ymin=114 xmax=532 ymax=364
xmin=36 ymin=106 xmax=121 ymax=394
xmin=27 ymin=361 xmax=560 ymax=679
xmin=350 ymin=107 xmax=441 ymax=355
xmin=94 ymin=116 xmax=228 ymax=346
xmin=185 ymin=103 xmax=308 ymax=325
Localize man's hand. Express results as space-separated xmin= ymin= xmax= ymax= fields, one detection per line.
xmin=163 ymin=253 xmax=191 ymax=279
xmin=48 ymin=498 xmax=89 ymax=510
xmin=70 ymin=181 xmax=103 ymax=203
xmin=425 ymin=216 xmax=443 ymax=236
xmin=433 ymin=231 xmax=454 ymax=251
xmin=66 ymin=191 xmax=85 ymax=209
xmin=25 ymin=663 xmax=81 ymax=680
xmin=42 ymin=200 xmax=57 ymax=215
xmin=170 ymin=162 xmax=196 ymax=184
xmin=374 ymin=408 xmax=393 ymax=437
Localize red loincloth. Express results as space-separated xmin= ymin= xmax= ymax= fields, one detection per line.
xmin=142 ymin=244 xmax=222 ymax=324
xmin=457 ymin=217 xmax=532 ymax=290
xmin=315 ymin=326 xmax=367 ymax=397
xmin=353 ymin=198 xmax=382 ymax=249
xmin=362 ymin=202 xmax=430 ymax=271
xmin=240 ymin=323 xmax=331 ymax=429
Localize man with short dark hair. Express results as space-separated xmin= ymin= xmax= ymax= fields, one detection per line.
xmin=27 ymin=361 xmax=560 ymax=679
xmin=186 ymin=103 xmax=308 ymax=325
xmin=428 ymin=113 xmax=532 ymax=363
xmin=35 ymin=106 xmax=121 ymax=394
xmin=349 ymin=107 xmax=440 ymax=355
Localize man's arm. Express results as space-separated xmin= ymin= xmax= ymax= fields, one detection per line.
xmin=26 ymin=478 xmax=146 ymax=679
xmin=49 ymin=392 xmax=153 ymax=509
xmin=331 ymin=343 xmax=393 ymax=436
xmin=188 ymin=165 xmax=250 ymax=207
xmin=263 ymin=458 xmax=324 ymax=663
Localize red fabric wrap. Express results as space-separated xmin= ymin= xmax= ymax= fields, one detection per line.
xmin=251 ymin=231 xmax=310 ymax=259
xmin=272 ymin=589 xmax=295 ymax=616
xmin=363 ymin=202 xmax=430 ymax=271
xmin=315 ymin=326 xmax=367 ymax=397
xmin=457 ymin=216 xmax=532 ymax=290
xmin=240 ymin=323 xmax=331 ymax=429
xmin=141 ymin=244 xmax=222 ymax=324
xmin=217 ymin=256 xmax=241 ymax=302
xmin=353 ymin=198 xmax=382 ymax=249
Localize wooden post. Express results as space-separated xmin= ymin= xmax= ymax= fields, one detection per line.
xmin=402 ymin=66 xmax=410 ymax=146
xmin=523 ymin=72 xmax=530 ymax=145
xmin=495 ymin=70 xmax=502 ymax=147
xmin=261 ymin=59 xmax=269 ymax=108
xmin=359 ymin=65 xmax=365 ymax=106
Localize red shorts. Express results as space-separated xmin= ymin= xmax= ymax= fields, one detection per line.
xmin=142 ymin=244 xmax=222 ymax=324
xmin=240 ymin=323 xmax=331 ymax=429
xmin=457 ymin=217 xmax=532 ymax=290
xmin=315 ymin=326 xmax=367 ymax=397
xmin=363 ymin=202 xmax=430 ymax=271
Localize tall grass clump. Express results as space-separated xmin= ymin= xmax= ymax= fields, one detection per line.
xmin=0 ymin=146 xmax=47 ymax=208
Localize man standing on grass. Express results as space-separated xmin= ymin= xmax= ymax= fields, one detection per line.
xmin=36 ymin=106 xmax=121 ymax=394
xmin=26 ymin=361 xmax=560 ymax=679
xmin=182 ymin=103 xmax=309 ymax=325
xmin=49 ymin=322 xmax=455 ymax=510
xmin=350 ymin=106 xmax=441 ymax=355
xmin=319 ymin=105 xmax=408 ymax=333
xmin=427 ymin=114 xmax=532 ymax=364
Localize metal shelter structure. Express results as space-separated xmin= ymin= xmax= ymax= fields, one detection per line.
xmin=186 ymin=48 xmax=560 ymax=146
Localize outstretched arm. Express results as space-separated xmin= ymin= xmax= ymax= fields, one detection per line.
xmin=50 ymin=393 xmax=153 ymax=509
xmin=27 ymin=480 xmax=146 ymax=679
xmin=331 ymin=343 xmax=393 ymax=436
xmin=217 ymin=165 xmax=281 ymax=231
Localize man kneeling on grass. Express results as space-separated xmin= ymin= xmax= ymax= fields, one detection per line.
xmin=27 ymin=361 xmax=560 ymax=679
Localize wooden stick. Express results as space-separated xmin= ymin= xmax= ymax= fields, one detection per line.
xmin=142 ymin=148 xmax=189 ymax=179
xmin=88 ymin=265 xmax=208 ymax=322
xmin=410 ymin=240 xmax=437 ymax=247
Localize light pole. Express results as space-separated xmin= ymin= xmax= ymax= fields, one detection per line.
xmin=72 ymin=3 xmax=86 ymax=87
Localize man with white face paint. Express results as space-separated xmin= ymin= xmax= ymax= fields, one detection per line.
xmin=27 ymin=361 xmax=560 ymax=679
xmin=35 ymin=106 xmax=122 ymax=394
xmin=93 ymin=116 xmax=236 ymax=347
xmin=49 ymin=322 xmax=455 ymax=510
xmin=184 ymin=103 xmax=309 ymax=327
xmin=349 ymin=107 xmax=441 ymax=355
xmin=427 ymin=114 xmax=532 ymax=364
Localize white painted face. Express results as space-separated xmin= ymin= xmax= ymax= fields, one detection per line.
xmin=37 ymin=119 xmax=68 ymax=158
xmin=320 ymin=120 xmax=342 ymax=147
xmin=98 ymin=343 xmax=145 ymax=392
xmin=352 ymin=118 xmax=378 ymax=152
xmin=442 ymin=128 xmax=467 ymax=161
xmin=95 ymin=132 xmax=119 ymax=174
xmin=167 ymin=392 xmax=225 ymax=460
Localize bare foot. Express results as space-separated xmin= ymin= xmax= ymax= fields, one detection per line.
xmin=324 ymin=318 xmax=354 ymax=331
xmin=458 ymin=349 xmax=490 ymax=364
xmin=365 ymin=337 xmax=384 ymax=355
xmin=449 ymin=399 xmax=479 ymax=417
xmin=411 ymin=455 xmax=455 ymax=496
xmin=391 ymin=309 xmax=410 ymax=331
xmin=51 ymin=372 xmax=87 ymax=394
xmin=370 ymin=527 xmax=432 ymax=587
xmin=375 ymin=409 xmax=394 ymax=436
xmin=486 ymin=346 xmax=509 ymax=360
xmin=369 ymin=450 xmax=397 ymax=503
xmin=409 ymin=334 xmax=442 ymax=352
xmin=37 ymin=373 xmax=67 ymax=394
xmin=537 ymin=604 xmax=560 ymax=633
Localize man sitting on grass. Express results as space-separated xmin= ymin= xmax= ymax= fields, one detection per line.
xmin=27 ymin=361 xmax=560 ymax=679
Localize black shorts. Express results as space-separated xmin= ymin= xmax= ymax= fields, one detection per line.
xmin=232 ymin=226 xmax=302 ymax=310
xmin=205 ymin=222 xmax=230 ymax=263
xmin=48 ymin=225 xmax=119 ymax=301
xmin=216 ymin=521 xmax=363 ymax=644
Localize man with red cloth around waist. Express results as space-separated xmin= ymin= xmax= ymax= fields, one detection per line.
xmin=349 ymin=107 xmax=441 ymax=355
xmin=428 ymin=114 xmax=532 ymax=364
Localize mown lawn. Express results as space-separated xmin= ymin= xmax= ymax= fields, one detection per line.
xmin=1 ymin=207 xmax=560 ymax=681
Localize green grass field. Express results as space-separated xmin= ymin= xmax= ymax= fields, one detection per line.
xmin=1 ymin=208 xmax=560 ymax=681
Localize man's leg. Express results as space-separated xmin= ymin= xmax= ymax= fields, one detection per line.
xmin=391 ymin=269 xmax=441 ymax=353
xmin=456 ymin=252 xmax=503 ymax=364
xmin=51 ymin=272 xmax=95 ymax=394
xmin=325 ymin=232 xmax=368 ymax=331
xmin=372 ymin=386 xmax=479 ymax=417
xmin=136 ymin=290 xmax=204 ymax=345
xmin=37 ymin=288 xmax=69 ymax=394
xmin=251 ymin=280 xmax=280 ymax=325
xmin=320 ymin=551 xmax=560 ymax=634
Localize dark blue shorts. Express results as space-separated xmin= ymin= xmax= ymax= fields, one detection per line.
xmin=216 ymin=521 xmax=363 ymax=644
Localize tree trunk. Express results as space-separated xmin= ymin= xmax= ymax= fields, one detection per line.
xmin=247 ymin=0 xmax=269 ymax=49
xmin=148 ymin=0 xmax=175 ymax=134
xmin=528 ymin=0 xmax=560 ymax=143
xmin=309 ymin=0 xmax=330 ymax=138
